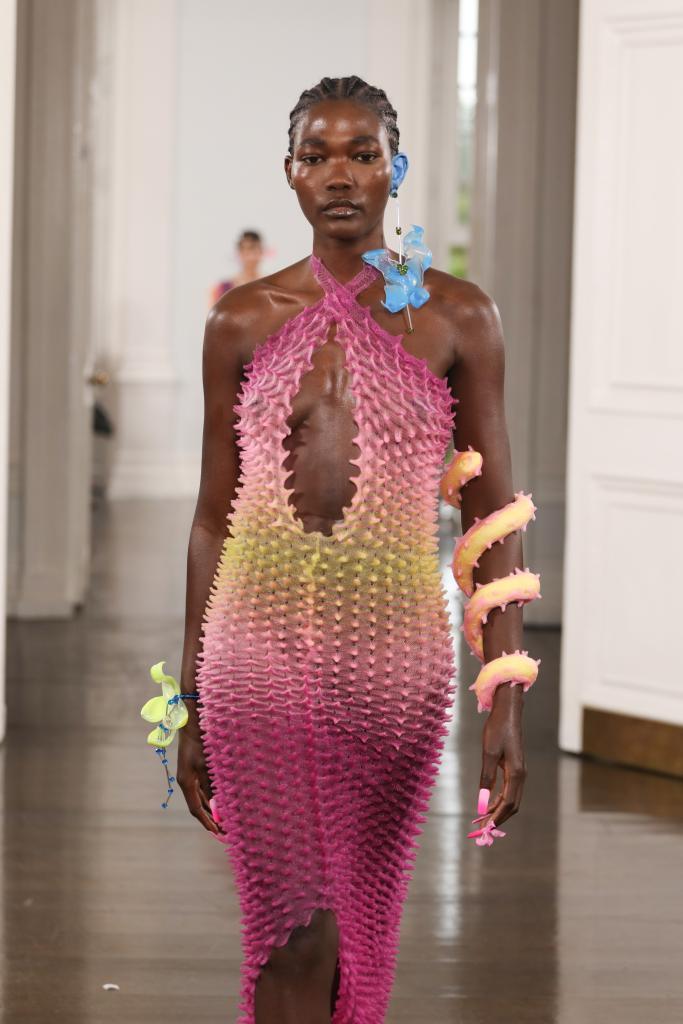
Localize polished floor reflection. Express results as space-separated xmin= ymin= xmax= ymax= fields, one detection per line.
xmin=2 ymin=498 xmax=682 ymax=1023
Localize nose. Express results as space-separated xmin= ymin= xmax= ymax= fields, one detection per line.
xmin=326 ymin=178 xmax=353 ymax=192
xmin=324 ymin=159 xmax=355 ymax=190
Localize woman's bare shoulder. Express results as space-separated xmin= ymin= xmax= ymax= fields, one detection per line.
xmin=206 ymin=257 xmax=315 ymax=347
xmin=426 ymin=266 xmax=498 ymax=324
xmin=423 ymin=266 xmax=503 ymax=369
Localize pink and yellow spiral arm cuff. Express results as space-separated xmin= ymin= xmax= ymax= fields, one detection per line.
xmin=439 ymin=445 xmax=483 ymax=510
xmin=440 ymin=449 xmax=542 ymax=713
xmin=462 ymin=567 xmax=541 ymax=662
xmin=467 ymin=649 xmax=540 ymax=714
xmin=453 ymin=491 xmax=538 ymax=598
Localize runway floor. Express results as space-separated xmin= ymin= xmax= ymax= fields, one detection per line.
xmin=1 ymin=497 xmax=681 ymax=1023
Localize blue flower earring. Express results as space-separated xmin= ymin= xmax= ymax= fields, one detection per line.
xmin=361 ymin=153 xmax=432 ymax=334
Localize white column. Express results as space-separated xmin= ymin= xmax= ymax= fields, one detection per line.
xmin=0 ymin=0 xmax=18 ymax=737
xmin=10 ymin=0 xmax=95 ymax=619
xmin=471 ymin=0 xmax=579 ymax=625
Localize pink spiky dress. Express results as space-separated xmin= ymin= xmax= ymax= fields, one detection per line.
xmin=195 ymin=253 xmax=458 ymax=1023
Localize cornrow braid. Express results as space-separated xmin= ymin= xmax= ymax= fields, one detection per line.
xmin=287 ymin=76 xmax=400 ymax=157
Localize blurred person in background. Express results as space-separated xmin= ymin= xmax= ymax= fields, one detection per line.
xmin=210 ymin=228 xmax=265 ymax=306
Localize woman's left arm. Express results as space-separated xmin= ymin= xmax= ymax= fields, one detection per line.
xmin=447 ymin=287 xmax=528 ymax=831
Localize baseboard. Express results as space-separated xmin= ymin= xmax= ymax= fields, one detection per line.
xmin=583 ymin=706 xmax=683 ymax=779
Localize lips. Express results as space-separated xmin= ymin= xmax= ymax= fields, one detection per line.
xmin=323 ymin=200 xmax=360 ymax=212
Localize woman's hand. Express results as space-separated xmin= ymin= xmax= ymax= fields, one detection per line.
xmin=176 ymin=707 xmax=221 ymax=836
xmin=476 ymin=683 xmax=527 ymax=830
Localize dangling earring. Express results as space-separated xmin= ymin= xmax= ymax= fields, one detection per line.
xmin=362 ymin=152 xmax=432 ymax=336
xmin=390 ymin=178 xmax=412 ymax=334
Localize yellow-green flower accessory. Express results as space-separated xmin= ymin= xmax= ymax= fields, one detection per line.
xmin=140 ymin=661 xmax=199 ymax=808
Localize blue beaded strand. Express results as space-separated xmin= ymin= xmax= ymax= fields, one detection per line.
xmin=155 ymin=693 xmax=199 ymax=809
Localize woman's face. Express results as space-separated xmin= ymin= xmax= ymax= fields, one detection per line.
xmin=237 ymin=238 xmax=262 ymax=271
xmin=285 ymin=99 xmax=394 ymax=240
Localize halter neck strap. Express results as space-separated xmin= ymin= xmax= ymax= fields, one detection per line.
xmin=310 ymin=253 xmax=379 ymax=299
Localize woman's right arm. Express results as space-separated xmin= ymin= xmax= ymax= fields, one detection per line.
xmin=176 ymin=301 xmax=246 ymax=835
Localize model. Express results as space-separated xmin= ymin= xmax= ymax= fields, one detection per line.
xmin=146 ymin=75 xmax=541 ymax=1024
xmin=210 ymin=229 xmax=266 ymax=306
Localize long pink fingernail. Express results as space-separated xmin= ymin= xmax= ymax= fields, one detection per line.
xmin=210 ymin=797 xmax=221 ymax=824
xmin=467 ymin=827 xmax=485 ymax=838
xmin=477 ymin=787 xmax=490 ymax=816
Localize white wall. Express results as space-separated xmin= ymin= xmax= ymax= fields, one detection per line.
xmin=103 ymin=0 xmax=445 ymax=498
xmin=171 ymin=0 xmax=371 ymax=483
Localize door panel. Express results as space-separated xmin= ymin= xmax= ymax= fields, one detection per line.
xmin=560 ymin=0 xmax=683 ymax=752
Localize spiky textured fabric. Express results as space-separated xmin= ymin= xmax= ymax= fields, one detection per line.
xmin=195 ymin=254 xmax=458 ymax=1023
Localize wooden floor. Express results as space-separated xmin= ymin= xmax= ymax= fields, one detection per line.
xmin=2 ymin=497 xmax=682 ymax=1023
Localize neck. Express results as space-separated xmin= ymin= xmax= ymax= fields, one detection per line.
xmin=311 ymin=229 xmax=391 ymax=282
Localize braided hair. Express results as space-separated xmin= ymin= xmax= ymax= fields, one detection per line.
xmin=287 ymin=76 xmax=400 ymax=157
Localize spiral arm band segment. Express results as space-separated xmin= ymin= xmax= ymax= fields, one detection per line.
xmin=440 ymin=449 xmax=542 ymax=713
